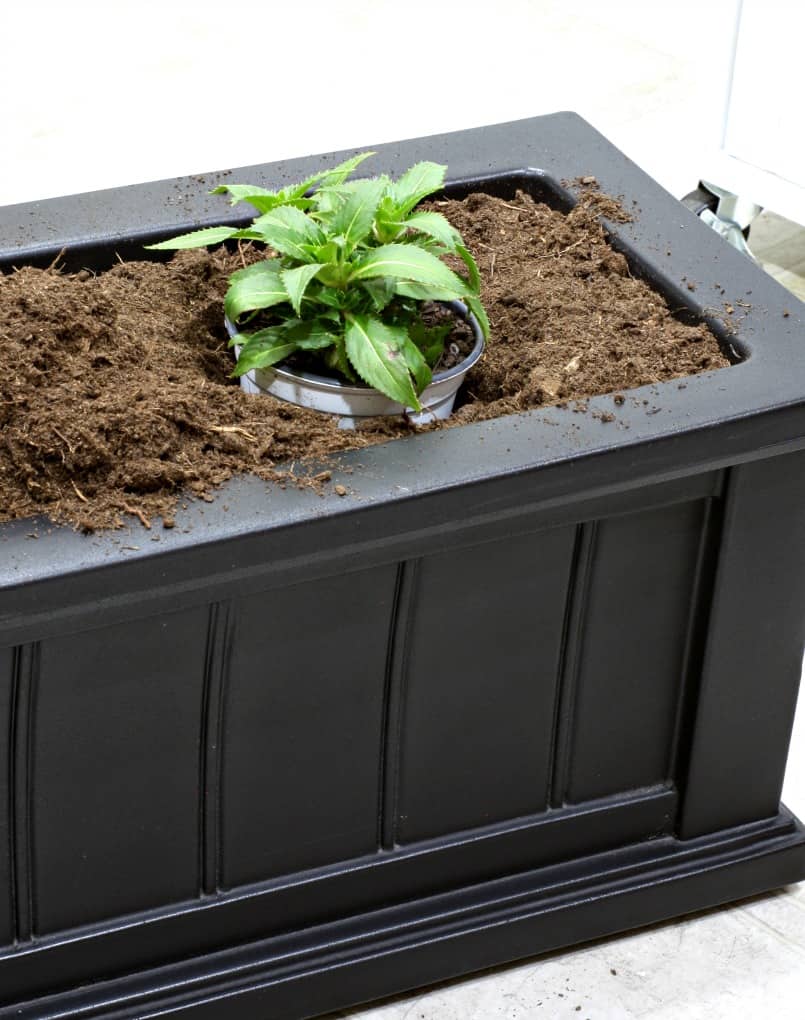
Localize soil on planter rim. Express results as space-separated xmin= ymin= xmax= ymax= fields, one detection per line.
xmin=0 ymin=185 xmax=731 ymax=531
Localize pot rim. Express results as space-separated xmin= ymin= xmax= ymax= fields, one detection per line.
xmin=227 ymin=300 xmax=485 ymax=395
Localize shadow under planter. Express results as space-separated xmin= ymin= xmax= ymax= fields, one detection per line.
xmin=1 ymin=113 xmax=804 ymax=1019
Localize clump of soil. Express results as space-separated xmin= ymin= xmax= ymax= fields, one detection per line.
xmin=429 ymin=188 xmax=729 ymax=422
xmin=0 ymin=186 xmax=730 ymax=530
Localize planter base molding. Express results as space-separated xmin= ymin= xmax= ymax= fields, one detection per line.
xmin=3 ymin=809 xmax=803 ymax=1020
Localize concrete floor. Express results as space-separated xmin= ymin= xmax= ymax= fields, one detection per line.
xmin=752 ymin=213 xmax=805 ymax=303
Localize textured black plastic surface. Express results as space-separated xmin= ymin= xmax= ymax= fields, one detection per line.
xmin=0 ymin=114 xmax=804 ymax=1018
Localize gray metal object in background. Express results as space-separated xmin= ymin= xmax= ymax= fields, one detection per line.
xmin=682 ymin=181 xmax=763 ymax=261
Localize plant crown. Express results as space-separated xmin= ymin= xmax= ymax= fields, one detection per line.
xmin=147 ymin=153 xmax=488 ymax=410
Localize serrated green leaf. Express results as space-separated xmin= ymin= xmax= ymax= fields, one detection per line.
xmin=324 ymin=335 xmax=357 ymax=381
xmin=249 ymin=205 xmax=325 ymax=261
xmin=234 ymin=328 xmax=299 ymax=375
xmin=315 ymin=287 xmax=348 ymax=309
xmin=400 ymin=334 xmax=432 ymax=392
xmin=330 ymin=178 xmax=387 ymax=250
xmin=146 ymin=226 xmax=240 ymax=250
xmin=316 ymin=151 xmax=375 ymax=189
xmin=405 ymin=235 xmax=448 ymax=255
xmin=361 ymin=278 xmax=396 ymax=312
xmin=456 ymin=243 xmax=481 ymax=293
xmin=372 ymin=194 xmax=400 ymax=243
xmin=210 ymin=183 xmax=278 ymax=211
xmin=224 ymin=261 xmax=288 ymax=321
xmin=395 ymin=210 xmax=460 ymax=250
xmin=393 ymin=281 xmax=465 ymax=302
xmin=234 ymin=318 xmax=337 ymax=376
xmin=282 ymin=318 xmax=339 ymax=350
xmin=465 ymin=293 xmax=490 ymax=339
xmin=281 ymin=264 xmax=324 ymax=315
xmin=345 ymin=315 xmax=421 ymax=409
xmin=211 ymin=182 xmax=316 ymax=213
xmin=391 ymin=161 xmax=446 ymax=214
xmin=408 ymin=319 xmax=452 ymax=370
xmin=303 ymin=240 xmax=341 ymax=265
xmin=349 ymin=243 xmax=470 ymax=295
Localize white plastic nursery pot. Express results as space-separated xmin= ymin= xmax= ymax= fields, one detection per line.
xmin=226 ymin=301 xmax=485 ymax=427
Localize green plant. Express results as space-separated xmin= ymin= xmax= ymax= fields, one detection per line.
xmin=147 ymin=153 xmax=489 ymax=410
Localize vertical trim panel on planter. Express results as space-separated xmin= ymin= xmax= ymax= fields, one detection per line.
xmin=31 ymin=611 xmax=207 ymax=936
xmin=680 ymin=450 xmax=805 ymax=838
xmin=394 ymin=526 xmax=577 ymax=845
xmin=0 ymin=648 xmax=13 ymax=945
xmin=564 ymin=500 xmax=708 ymax=803
xmin=219 ymin=566 xmax=396 ymax=888
xmin=199 ymin=601 xmax=234 ymax=896
xmin=549 ymin=523 xmax=597 ymax=809
xmin=379 ymin=561 xmax=417 ymax=852
xmin=9 ymin=645 xmax=37 ymax=944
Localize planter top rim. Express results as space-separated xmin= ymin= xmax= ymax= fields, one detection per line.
xmin=1 ymin=112 xmax=804 ymax=585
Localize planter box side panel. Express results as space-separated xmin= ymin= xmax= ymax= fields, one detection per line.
xmin=681 ymin=448 xmax=805 ymax=837
xmin=29 ymin=611 xmax=207 ymax=937
xmin=0 ymin=458 xmax=804 ymax=1011
xmin=0 ymin=470 xmax=726 ymax=952
xmin=219 ymin=566 xmax=395 ymax=888
xmin=391 ymin=525 xmax=576 ymax=844
xmin=561 ymin=497 xmax=714 ymax=805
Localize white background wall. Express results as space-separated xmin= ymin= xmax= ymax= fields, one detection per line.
xmin=1 ymin=0 xmax=745 ymax=206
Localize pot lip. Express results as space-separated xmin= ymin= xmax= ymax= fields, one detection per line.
xmin=227 ymin=300 xmax=485 ymax=394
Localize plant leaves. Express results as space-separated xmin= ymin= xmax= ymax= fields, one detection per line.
xmin=349 ymin=243 xmax=470 ymax=295
xmin=233 ymin=327 xmax=300 ymax=375
xmin=281 ymin=264 xmax=324 ymax=315
xmin=282 ymin=318 xmax=339 ymax=349
xmin=249 ymin=205 xmax=325 ymax=261
xmin=400 ymin=333 xmax=432 ymax=392
xmin=316 ymin=151 xmax=375 ymax=189
xmin=210 ymin=184 xmax=278 ymax=211
xmin=394 ymin=281 xmax=465 ymax=301
xmin=234 ymin=318 xmax=337 ymax=376
xmin=224 ymin=261 xmax=288 ymax=321
xmin=146 ymin=226 xmax=240 ymax=250
xmin=315 ymin=287 xmax=348 ymax=309
xmin=325 ymin=335 xmax=356 ymax=381
xmin=456 ymin=243 xmax=481 ymax=293
xmin=330 ymin=177 xmax=387 ymax=249
xmin=391 ymin=161 xmax=446 ymax=214
xmin=211 ymin=182 xmax=318 ymax=213
xmin=465 ymin=293 xmax=490 ymax=339
xmin=304 ymin=240 xmax=341 ymax=265
xmin=396 ymin=210 xmax=460 ymax=250
xmin=344 ymin=314 xmax=421 ymax=409
xmin=360 ymin=278 xmax=396 ymax=312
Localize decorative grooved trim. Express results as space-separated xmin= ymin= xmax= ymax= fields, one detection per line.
xmin=669 ymin=482 xmax=728 ymax=801
xmin=9 ymin=642 xmax=38 ymax=943
xmin=199 ymin=602 xmax=234 ymax=897
xmin=379 ymin=560 xmax=420 ymax=851
xmin=549 ymin=523 xmax=597 ymax=809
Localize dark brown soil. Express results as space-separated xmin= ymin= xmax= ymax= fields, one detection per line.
xmin=0 ymin=186 xmax=731 ymax=530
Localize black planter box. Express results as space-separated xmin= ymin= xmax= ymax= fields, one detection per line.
xmin=1 ymin=114 xmax=804 ymax=1019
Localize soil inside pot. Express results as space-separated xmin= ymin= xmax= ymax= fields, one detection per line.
xmin=0 ymin=185 xmax=732 ymax=531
